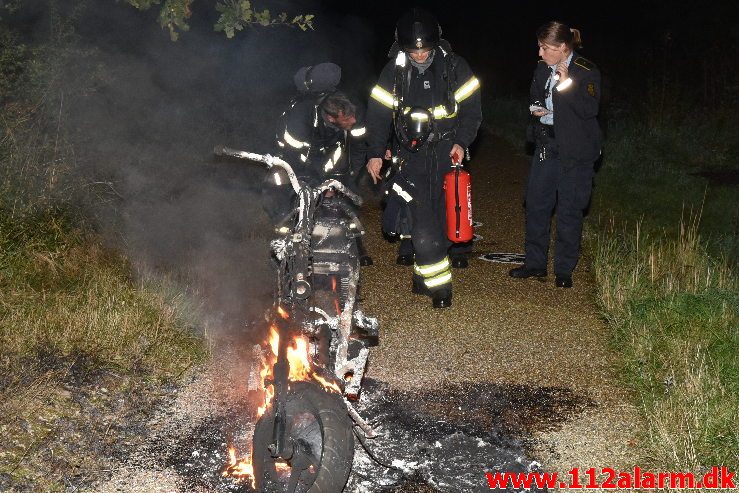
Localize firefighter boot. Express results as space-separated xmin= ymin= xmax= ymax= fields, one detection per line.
xmin=356 ymin=237 xmax=373 ymax=266
xmin=431 ymin=287 xmax=452 ymax=309
xmin=396 ymin=238 xmax=414 ymax=266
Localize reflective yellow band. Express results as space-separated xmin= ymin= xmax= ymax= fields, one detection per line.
xmin=424 ymin=270 xmax=452 ymax=288
xmin=454 ymin=76 xmax=480 ymax=102
xmin=556 ymin=78 xmax=572 ymax=91
xmin=324 ymin=146 xmax=342 ymax=172
xmin=431 ymin=104 xmax=458 ymax=119
xmin=410 ymin=111 xmax=429 ymax=121
xmin=371 ymin=86 xmax=396 ymax=109
xmin=284 ymin=130 xmax=309 ymax=149
xmin=414 ymin=257 xmax=451 ymax=276
xmin=350 ymin=127 xmax=366 ymax=137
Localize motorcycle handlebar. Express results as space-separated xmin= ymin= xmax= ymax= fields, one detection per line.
xmin=214 ymin=146 xmax=300 ymax=194
xmin=214 ymin=146 xmax=362 ymax=206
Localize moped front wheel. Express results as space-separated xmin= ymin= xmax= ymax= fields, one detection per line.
xmin=253 ymin=381 xmax=354 ymax=493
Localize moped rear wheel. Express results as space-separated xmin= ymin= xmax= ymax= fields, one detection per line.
xmin=253 ymin=381 xmax=354 ymax=493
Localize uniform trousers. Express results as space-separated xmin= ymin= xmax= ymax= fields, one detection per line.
xmin=524 ymin=151 xmax=594 ymax=277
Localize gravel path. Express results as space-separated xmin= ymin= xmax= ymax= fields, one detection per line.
xmin=360 ymin=130 xmax=641 ymax=479
xmin=87 ymin=131 xmax=641 ymax=492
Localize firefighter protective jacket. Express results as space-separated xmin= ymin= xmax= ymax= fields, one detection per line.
xmin=365 ymin=46 xmax=482 ymax=161
xmin=529 ymin=53 xmax=602 ymax=162
xmin=276 ymin=93 xmax=367 ymax=187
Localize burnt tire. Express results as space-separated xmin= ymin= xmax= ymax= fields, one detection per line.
xmin=253 ymin=381 xmax=354 ymax=493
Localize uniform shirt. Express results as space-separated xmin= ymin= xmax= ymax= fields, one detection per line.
xmin=540 ymin=51 xmax=573 ymax=125
xmin=365 ymin=46 xmax=482 ymax=161
xmin=530 ymin=52 xmax=602 ymax=162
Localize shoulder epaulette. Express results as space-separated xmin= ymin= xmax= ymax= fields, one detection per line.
xmin=573 ymin=57 xmax=594 ymax=71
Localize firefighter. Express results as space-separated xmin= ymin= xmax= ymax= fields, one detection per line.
xmin=266 ymin=62 xmax=372 ymax=264
xmin=509 ymin=21 xmax=602 ymax=288
xmin=365 ymin=8 xmax=482 ymax=308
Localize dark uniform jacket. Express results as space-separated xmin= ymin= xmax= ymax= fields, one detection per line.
xmin=276 ymin=94 xmax=367 ymax=187
xmin=529 ymin=53 xmax=602 ymax=162
xmin=365 ymin=45 xmax=482 ymax=172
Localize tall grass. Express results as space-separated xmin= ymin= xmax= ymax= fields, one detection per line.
xmin=592 ymin=108 xmax=737 ymax=471
xmin=593 ymin=214 xmax=738 ymax=470
xmin=596 ymin=114 xmax=738 ymax=259
xmin=0 ymin=210 xmax=208 ymax=489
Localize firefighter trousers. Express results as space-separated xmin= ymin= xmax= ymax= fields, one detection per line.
xmin=406 ymin=171 xmax=452 ymax=294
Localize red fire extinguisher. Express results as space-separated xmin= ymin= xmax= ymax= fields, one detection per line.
xmin=444 ymin=157 xmax=474 ymax=243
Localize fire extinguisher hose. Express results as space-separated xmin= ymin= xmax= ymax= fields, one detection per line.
xmin=454 ymin=168 xmax=461 ymax=238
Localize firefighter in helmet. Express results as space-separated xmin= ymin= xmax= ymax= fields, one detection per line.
xmin=365 ymin=8 xmax=482 ymax=308
xmin=265 ymin=62 xmax=372 ymax=264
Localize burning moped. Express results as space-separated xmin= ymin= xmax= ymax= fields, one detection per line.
xmin=214 ymin=147 xmax=379 ymax=493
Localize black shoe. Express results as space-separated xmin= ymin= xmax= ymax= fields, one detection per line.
xmin=451 ymin=256 xmax=469 ymax=269
xmin=555 ymin=275 xmax=573 ymax=288
xmin=360 ymin=255 xmax=373 ymax=266
xmin=432 ymin=291 xmax=452 ymax=309
xmin=508 ymin=266 xmax=547 ymax=278
xmin=396 ymin=254 xmax=414 ymax=266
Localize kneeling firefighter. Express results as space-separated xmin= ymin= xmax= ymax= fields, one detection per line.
xmin=264 ymin=62 xmax=372 ymax=264
xmin=365 ymin=8 xmax=482 ymax=308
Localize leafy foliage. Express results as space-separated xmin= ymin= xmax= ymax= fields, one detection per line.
xmin=124 ymin=0 xmax=314 ymax=40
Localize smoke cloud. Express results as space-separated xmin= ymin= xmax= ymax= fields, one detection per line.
xmin=7 ymin=0 xmax=379 ymax=334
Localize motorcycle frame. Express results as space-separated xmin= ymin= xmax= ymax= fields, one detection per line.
xmin=214 ymin=147 xmax=377 ymax=465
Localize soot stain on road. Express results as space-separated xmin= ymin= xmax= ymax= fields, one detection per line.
xmin=159 ymin=379 xmax=592 ymax=492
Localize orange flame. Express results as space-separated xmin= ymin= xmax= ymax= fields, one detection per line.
xmin=277 ymin=305 xmax=290 ymax=319
xmin=223 ymin=447 xmax=256 ymax=488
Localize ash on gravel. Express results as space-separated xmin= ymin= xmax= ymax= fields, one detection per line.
xmin=346 ymin=379 xmax=589 ymax=492
xmin=147 ymin=378 xmax=589 ymax=492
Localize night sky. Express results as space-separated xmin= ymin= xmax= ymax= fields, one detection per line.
xmin=16 ymin=0 xmax=733 ymax=110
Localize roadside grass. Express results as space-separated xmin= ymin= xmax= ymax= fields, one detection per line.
xmin=593 ymin=215 xmax=738 ymax=470
xmin=0 ymin=210 xmax=208 ymax=490
xmin=591 ymin=111 xmax=738 ymax=471
xmin=0 ymin=30 xmax=208 ymax=490
xmin=485 ymin=96 xmax=738 ymax=471
xmin=595 ymin=114 xmax=738 ymax=259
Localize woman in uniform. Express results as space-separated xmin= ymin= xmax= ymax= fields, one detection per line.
xmin=509 ymin=21 xmax=602 ymax=288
